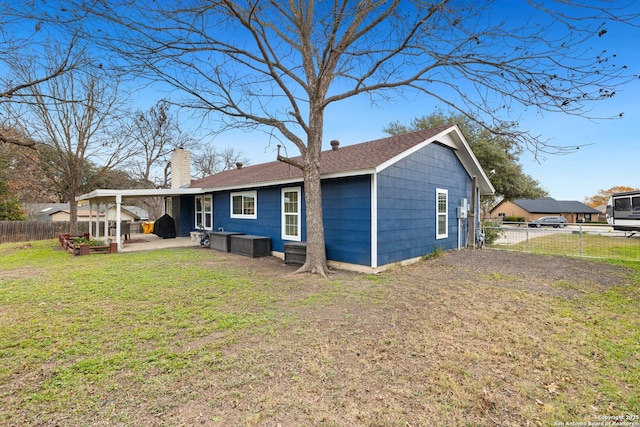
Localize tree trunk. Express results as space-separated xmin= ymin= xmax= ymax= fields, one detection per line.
xmin=295 ymin=120 xmax=330 ymax=276
xmin=297 ymin=159 xmax=329 ymax=276
xmin=69 ymin=196 xmax=78 ymax=234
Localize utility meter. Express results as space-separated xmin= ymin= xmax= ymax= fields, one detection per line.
xmin=456 ymin=206 xmax=467 ymax=219
xmin=457 ymin=198 xmax=468 ymax=219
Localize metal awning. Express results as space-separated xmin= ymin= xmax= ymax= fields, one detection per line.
xmin=76 ymin=188 xmax=203 ymax=252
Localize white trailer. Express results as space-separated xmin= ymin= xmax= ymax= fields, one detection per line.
xmin=607 ymin=190 xmax=640 ymax=234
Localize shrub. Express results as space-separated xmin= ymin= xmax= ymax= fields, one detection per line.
xmin=72 ymin=237 xmax=107 ymax=246
xmin=503 ymin=216 xmax=525 ymax=223
xmin=422 ymin=246 xmax=445 ymax=260
xmin=482 ymin=221 xmax=503 ymax=245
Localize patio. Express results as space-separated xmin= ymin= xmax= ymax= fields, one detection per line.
xmin=119 ymin=233 xmax=199 ymax=253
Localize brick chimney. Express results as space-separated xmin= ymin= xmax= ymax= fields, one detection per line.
xmin=171 ymin=148 xmax=191 ymax=189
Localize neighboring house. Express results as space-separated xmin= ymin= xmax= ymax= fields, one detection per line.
xmin=77 ymin=125 xmax=494 ymax=272
xmin=49 ymin=208 xmax=107 ymax=222
xmin=120 ymin=205 xmax=150 ymax=222
xmin=104 ymin=205 xmax=147 ymax=222
xmin=25 ymin=203 xmax=71 ymax=221
xmin=24 ymin=203 xmax=147 ymax=223
xmin=489 ymin=197 xmax=601 ymax=223
xmin=593 ymin=204 xmax=609 ymax=222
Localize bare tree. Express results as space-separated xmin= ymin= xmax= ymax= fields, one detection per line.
xmin=13 ymin=61 xmax=129 ymax=230
xmin=120 ymin=100 xmax=195 ymax=188
xmin=54 ymin=0 xmax=639 ymax=275
xmin=0 ymin=5 xmax=81 ymax=148
xmin=114 ymin=100 xmax=197 ymax=220
xmin=192 ymin=146 xmax=249 ymax=179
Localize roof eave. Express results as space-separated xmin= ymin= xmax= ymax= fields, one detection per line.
xmin=374 ymin=125 xmax=495 ymax=196
xmin=76 ymin=188 xmax=204 ymax=201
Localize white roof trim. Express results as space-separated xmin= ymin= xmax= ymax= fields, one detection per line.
xmin=375 ymin=125 xmax=494 ymax=195
xmin=76 ymin=188 xmax=204 ymax=201
xmin=374 ymin=128 xmax=450 ymax=173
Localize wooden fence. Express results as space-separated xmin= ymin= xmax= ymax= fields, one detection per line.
xmin=0 ymin=221 xmax=92 ymax=244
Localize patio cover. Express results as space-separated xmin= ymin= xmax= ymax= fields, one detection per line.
xmin=76 ymin=188 xmax=202 ymax=252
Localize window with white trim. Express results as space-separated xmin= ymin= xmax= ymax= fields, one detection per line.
xmin=230 ymin=191 xmax=257 ymax=219
xmin=195 ymin=195 xmax=212 ymax=229
xmin=436 ymin=188 xmax=448 ymax=239
xmin=281 ymin=187 xmax=301 ymax=241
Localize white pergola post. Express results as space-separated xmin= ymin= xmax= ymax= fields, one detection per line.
xmin=95 ymin=202 xmax=101 ymax=240
xmin=103 ymin=202 xmax=109 ymax=244
xmin=88 ymin=201 xmax=94 ymax=238
xmin=115 ymin=194 xmax=122 ymax=252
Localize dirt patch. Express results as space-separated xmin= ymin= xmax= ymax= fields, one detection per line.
xmin=431 ymin=250 xmax=632 ymax=286
xmin=412 ymin=249 xmax=634 ymax=298
xmin=160 ymin=249 xmax=636 ymax=426
xmin=212 ymin=248 xmax=633 ymax=296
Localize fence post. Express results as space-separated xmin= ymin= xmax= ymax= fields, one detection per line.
xmin=79 ymin=244 xmax=90 ymax=256
xmin=525 ymin=224 xmax=529 ymax=252
xmin=579 ymin=223 xmax=583 ymax=257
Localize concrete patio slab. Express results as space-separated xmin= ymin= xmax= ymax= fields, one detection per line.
xmin=120 ymin=233 xmax=199 ymax=253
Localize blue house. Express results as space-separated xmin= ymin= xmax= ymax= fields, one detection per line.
xmin=77 ymin=125 xmax=493 ymax=270
xmin=168 ymin=125 xmax=494 ymax=272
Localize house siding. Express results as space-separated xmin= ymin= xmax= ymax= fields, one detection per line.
xmin=175 ymin=177 xmax=371 ymax=265
xmin=176 ymin=144 xmax=471 ymax=268
xmin=205 ymin=177 xmax=371 ymax=265
xmin=213 ymin=187 xmax=283 ymax=246
xmin=377 ymin=143 xmax=472 ymax=266
xmin=177 ymin=195 xmax=195 ymax=237
xmin=322 ymin=176 xmax=372 ymax=266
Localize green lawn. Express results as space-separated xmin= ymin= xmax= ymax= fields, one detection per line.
xmin=1 ymin=239 xmax=639 ymax=426
xmin=490 ymin=231 xmax=640 ymax=261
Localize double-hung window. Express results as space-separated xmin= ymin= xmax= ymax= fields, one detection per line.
xmin=436 ymin=188 xmax=448 ymax=239
xmin=230 ymin=191 xmax=257 ymax=219
xmin=281 ymin=187 xmax=301 ymax=241
xmin=195 ymin=195 xmax=212 ymax=229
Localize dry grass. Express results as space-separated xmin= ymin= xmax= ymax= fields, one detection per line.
xmin=1 ymin=240 xmax=639 ymax=426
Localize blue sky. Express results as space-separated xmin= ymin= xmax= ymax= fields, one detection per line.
xmin=12 ymin=0 xmax=635 ymax=203
xmin=163 ymin=1 xmax=639 ymax=204
xmin=201 ymin=80 xmax=637 ymax=203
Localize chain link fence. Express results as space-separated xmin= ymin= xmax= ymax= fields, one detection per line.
xmin=481 ymin=221 xmax=640 ymax=262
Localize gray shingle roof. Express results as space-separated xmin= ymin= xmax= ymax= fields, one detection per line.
xmin=191 ymin=125 xmax=454 ymax=189
xmin=513 ymin=198 xmax=600 ymax=214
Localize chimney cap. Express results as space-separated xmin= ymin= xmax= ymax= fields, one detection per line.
xmin=330 ymin=140 xmax=340 ymax=150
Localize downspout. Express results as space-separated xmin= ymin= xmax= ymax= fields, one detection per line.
xmin=468 ymin=176 xmax=477 ymax=249
xmin=371 ymin=173 xmax=378 ymax=269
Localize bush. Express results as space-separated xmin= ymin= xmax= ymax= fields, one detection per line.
xmin=503 ymin=216 xmax=525 ymax=223
xmin=72 ymin=237 xmax=106 ymax=246
xmin=482 ymin=221 xmax=503 ymax=245
xmin=422 ymin=246 xmax=445 ymax=260
xmin=0 ymin=198 xmax=26 ymax=221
